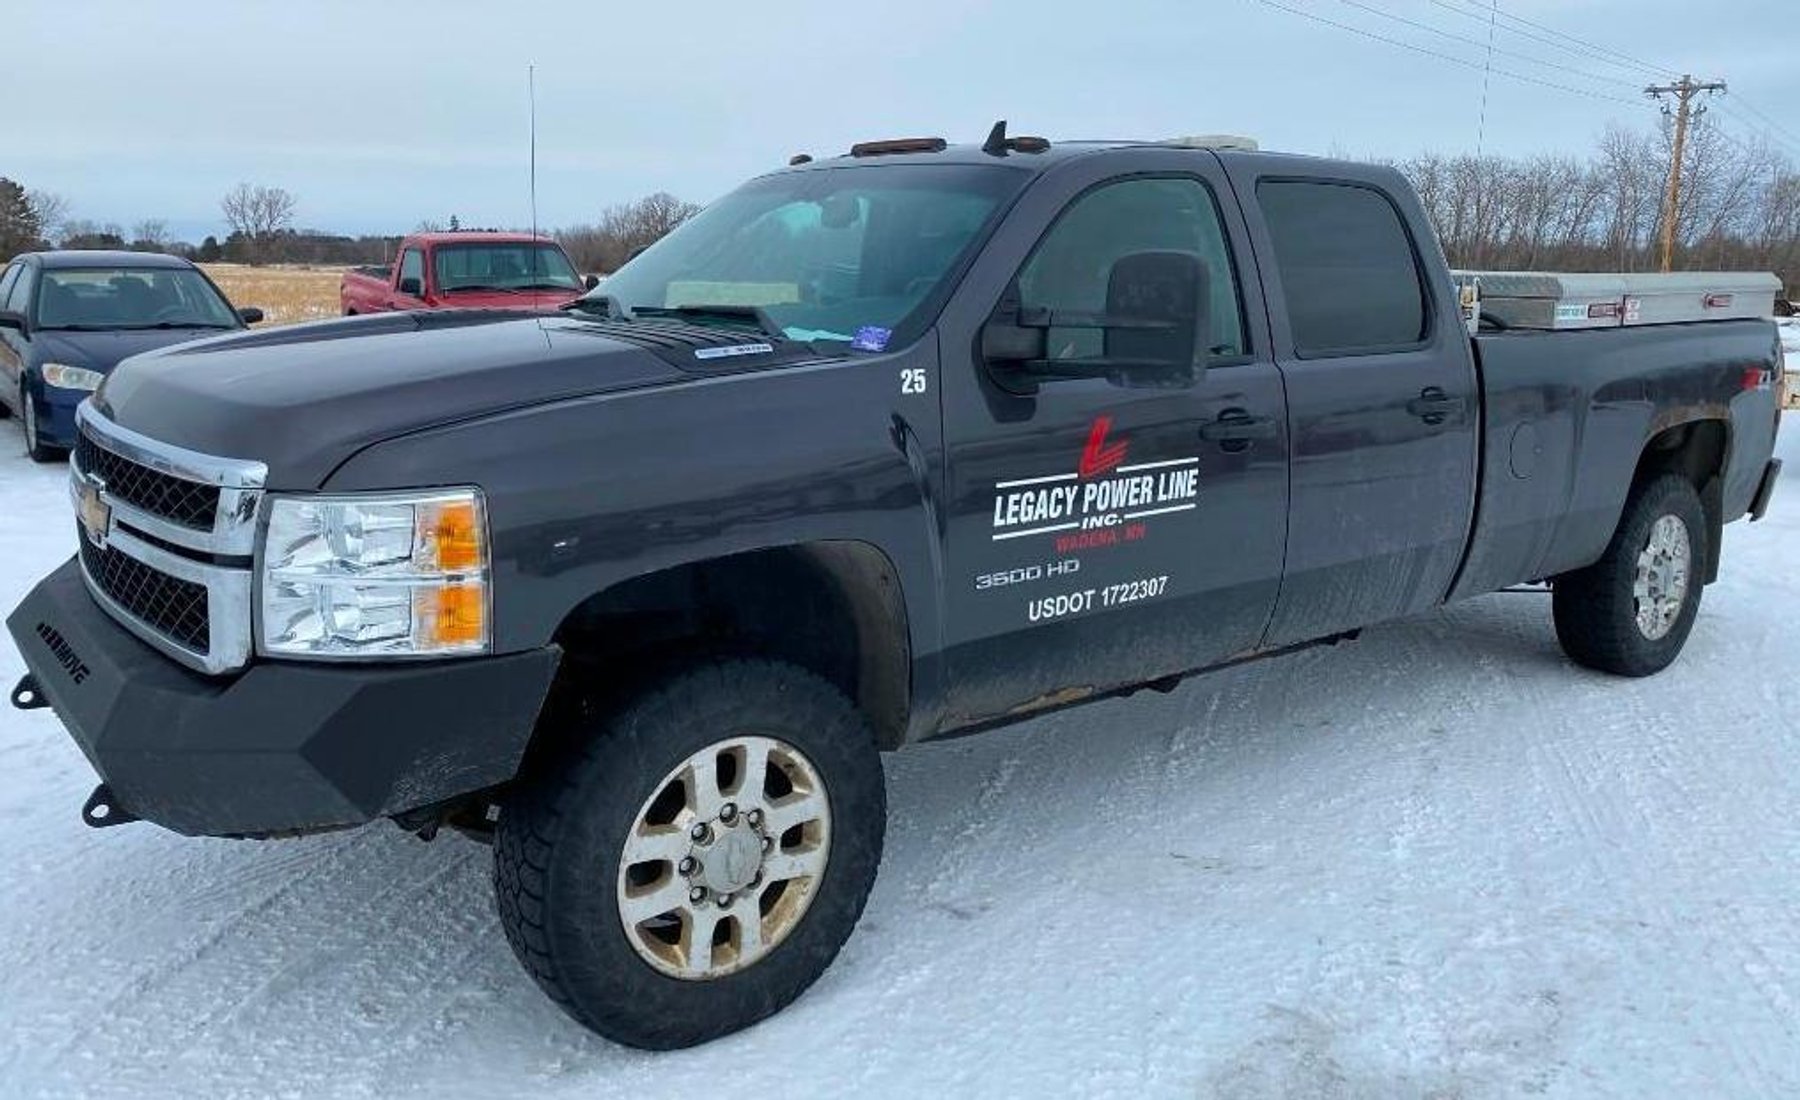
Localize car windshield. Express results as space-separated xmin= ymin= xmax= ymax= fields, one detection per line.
xmin=435 ymin=242 xmax=583 ymax=292
xmin=34 ymin=267 xmax=239 ymax=330
xmin=588 ymin=163 xmax=1028 ymax=345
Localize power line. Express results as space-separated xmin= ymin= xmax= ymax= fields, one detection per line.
xmin=1251 ymin=0 xmax=1642 ymax=108
xmin=1334 ymin=0 xmax=1640 ymax=90
xmin=1437 ymin=0 xmax=1676 ymax=79
xmin=1727 ymin=95 xmax=1800 ymax=154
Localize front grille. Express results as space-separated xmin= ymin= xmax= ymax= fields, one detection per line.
xmin=75 ymin=432 xmax=220 ymax=531
xmin=79 ymin=533 xmax=211 ymax=653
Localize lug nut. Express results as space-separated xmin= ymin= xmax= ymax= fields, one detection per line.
xmin=718 ymin=893 xmax=733 ymax=908
xmin=720 ymin=802 xmax=738 ymax=823
xmin=761 ymin=836 xmax=774 ymax=853
xmin=746 ymin=808 xmax=763 ymax=827
xmin=690 ymin=822 xmax=710 ymax=842
xmin=689 ymin=886 xmax=707 ymax=904
xmin=678 ymin=856 xmax=697 ymax=876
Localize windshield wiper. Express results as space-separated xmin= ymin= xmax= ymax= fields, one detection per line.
xmin=517 ymin=282 xmax=580 ymax=291
xmin=630 ymin=304 xmax=784 ymax=339
xmin=442 ymin=284 xmax=521 ymax=293
xmin=118 ymin=322 xmax=235 ymax=330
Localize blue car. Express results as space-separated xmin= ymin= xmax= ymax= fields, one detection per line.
xmin=0 ymin=251 xmax=262 ymax=461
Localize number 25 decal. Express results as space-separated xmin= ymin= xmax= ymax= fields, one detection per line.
xmin=900 ymin=368 xmax=928 ymax=395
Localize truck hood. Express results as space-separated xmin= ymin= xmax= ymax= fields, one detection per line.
xmin=92 ymin=311 xmax=692 ymax=488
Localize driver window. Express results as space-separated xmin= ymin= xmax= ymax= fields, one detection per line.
xmin=1018 ymin=177 xmax=1245 ymax=363
xmin=399 ymin=249 xmax=425 ymax=293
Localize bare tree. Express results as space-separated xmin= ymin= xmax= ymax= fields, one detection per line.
xmin=131 ymin=219 xmax=169 ymax=251
xmin=558 ymin=192 xmax=703 ymax=273
xmin=220 ymin=183 xmax=297 ymax=264
xmin=26 ymin=189 xmax=68 ymax=245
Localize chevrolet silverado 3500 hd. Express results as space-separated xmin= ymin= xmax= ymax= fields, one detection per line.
xmin=8 ymin=129 xmax=1783 ymax=1048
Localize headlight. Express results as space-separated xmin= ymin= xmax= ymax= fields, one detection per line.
xmin=259 ymin=488 xmax=490 ymax=658
xmin=41 ymin=363 xmax=105 ymax=391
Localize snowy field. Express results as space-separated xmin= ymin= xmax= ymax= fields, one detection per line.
xmin=0 ymin=415 xmax=1795 ymax=1099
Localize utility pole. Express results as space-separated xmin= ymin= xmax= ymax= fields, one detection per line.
xmin=1645 ymin=74 xmax=1727 ymax=272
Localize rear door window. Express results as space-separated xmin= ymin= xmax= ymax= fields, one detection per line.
xmin=1256 ymin=180 xmax=1429 ymax=356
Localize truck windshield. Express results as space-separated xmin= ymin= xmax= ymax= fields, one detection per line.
xmin=435 ymin=243 xmax=583 ymax=292
xmin=590 ymin=164 xmax=1028 ymax=345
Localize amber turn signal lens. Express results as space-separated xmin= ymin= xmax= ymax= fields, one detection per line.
xmin=421 ymin=499 xmax=484 ymax=573
xmin=416 ymin=584 xmax=486 ymax=648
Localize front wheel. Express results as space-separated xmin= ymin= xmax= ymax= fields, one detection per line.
xmin=1553 ymin=475 xmax=1707 ymax=676
xmin=493 ymin=659 xmax=886 ymax=1049
xmin=20 ymin=381 xmax=61 ymax=463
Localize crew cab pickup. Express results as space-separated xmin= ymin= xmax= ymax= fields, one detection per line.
xmin=8 ymin=130 xmax=1784 ymax=1050
xmin=339 ymin=231 xmax=594 ymax=314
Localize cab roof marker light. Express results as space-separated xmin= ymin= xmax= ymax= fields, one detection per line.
xmin=849 ymin=137 xmax=948 ymax=157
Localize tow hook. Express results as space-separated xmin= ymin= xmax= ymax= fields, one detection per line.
xmin=81 ymin=784 xmax=138 ymax=829
xmin=10 ymin=674 xmax=49 ymax=710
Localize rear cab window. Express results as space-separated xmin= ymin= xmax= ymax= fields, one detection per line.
xmin=1256 ymin=180 xmax=1430 ymax=357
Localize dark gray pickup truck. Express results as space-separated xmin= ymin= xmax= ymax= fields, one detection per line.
xmin=7 ymin=129 xmax=1784 ymax=1048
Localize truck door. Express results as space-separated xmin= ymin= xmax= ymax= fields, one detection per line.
xmin=936 ymin=152 xmax=1289 ymax=724
xmin=1231 ymin=170 xmax=1479 ymax=647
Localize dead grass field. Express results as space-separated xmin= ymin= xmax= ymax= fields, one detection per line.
xmin=202 ymin=264 xmax=345 ymax=327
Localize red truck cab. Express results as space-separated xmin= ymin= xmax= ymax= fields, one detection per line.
xmin=340 ymin=232 xmax=594 ymax=315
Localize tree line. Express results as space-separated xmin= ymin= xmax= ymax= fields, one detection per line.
xmin=1 ymin=178 xmax=701 ymax=274
xmin=1387 ymin=114 xmax=1797 ymax=288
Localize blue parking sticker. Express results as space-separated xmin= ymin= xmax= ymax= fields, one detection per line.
xmin=851 ymin=326 xmax=893 ymax=352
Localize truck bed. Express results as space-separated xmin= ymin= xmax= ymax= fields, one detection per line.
xmin=1452 ymin=319 xmax=1782 ymax=601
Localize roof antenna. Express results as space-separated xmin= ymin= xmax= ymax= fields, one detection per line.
xmin=982 ymin=119 xmax=1008 ymax=156
xmin=528 ymin=64 xmax=539 ymax=242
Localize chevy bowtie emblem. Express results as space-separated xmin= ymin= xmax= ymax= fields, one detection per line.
xmin=77 ymin=475 xmax=110 ymax=549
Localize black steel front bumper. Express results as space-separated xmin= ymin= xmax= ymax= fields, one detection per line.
xmin=7 ymin=558 xmax=560 ymax=837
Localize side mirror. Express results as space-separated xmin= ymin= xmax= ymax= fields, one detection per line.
xmin=981 ymin=251 xmax=1211 ymax=386
xmin=583 ymin=274 xmax=600 ymax=290
xmin=1101 ymin=250 xmax=1208 ymax=373
xmin=398 ymin=276 xmax=423 ymax=297
xmin=0 ymin=310 xmax=24 ymax=332
xmin=237 ymin=307 xmax=264 ymax=325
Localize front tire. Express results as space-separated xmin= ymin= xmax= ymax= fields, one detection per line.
xmin=1553 ymin=475 xmax=1707 ymax=676
xmin=493 ymin=659 xmax=885 ymax=1049
xmin=20 ymin=380 xmax=61 ymax=463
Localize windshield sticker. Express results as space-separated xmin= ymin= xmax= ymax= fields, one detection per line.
xmin=851 ymin=326 xmax=893 ymax=352
xmin=694 ymin=342 xmax=775 ymax=361
xmin=990 ymin=417 xmax=1198 ymax=544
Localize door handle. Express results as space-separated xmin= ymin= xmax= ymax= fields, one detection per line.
xmin=1199 ymin=408 xmax=1277 ymax=452
xmin=1407 ymin=387 xmax=1461 ymax=426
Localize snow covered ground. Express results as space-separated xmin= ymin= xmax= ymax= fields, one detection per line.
xmin=0 ymin=416 xmax=1796 ymax=1100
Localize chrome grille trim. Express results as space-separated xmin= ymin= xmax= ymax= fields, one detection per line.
xmin=70 ymin=400 xmax=261 ymax=675
xmin=74 ymin=402 xmax=267 ymax=557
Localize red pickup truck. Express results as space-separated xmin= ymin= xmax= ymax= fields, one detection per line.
xmin=340 ymin=232 xmax=595 ymax=314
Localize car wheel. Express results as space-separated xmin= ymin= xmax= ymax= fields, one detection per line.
xmin=20 ymin=380 xmax=62 ymax=463
xmin=1552 ymin=475 xmax=1707 ymax=676
xmin=493 ymin=659 xmax=886 ymax=1049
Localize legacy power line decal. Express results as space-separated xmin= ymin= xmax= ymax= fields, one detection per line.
xmin=990 ymin=417 xmax=1199 ymax=542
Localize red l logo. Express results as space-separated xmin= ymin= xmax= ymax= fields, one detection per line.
xmin=1078 ymin=416 xmax=1129 ymax=479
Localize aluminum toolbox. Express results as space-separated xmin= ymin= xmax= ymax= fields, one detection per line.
xmin=1453 ymin=270 xmax=1782 ymax=330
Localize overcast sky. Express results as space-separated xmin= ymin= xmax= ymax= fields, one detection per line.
xmin=10 ymin=0 xmax=1796 ymax=242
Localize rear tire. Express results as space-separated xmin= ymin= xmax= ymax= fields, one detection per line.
xmin=1553 ymin=475 xmax=1706 ymax=677
xmin=493 ymin=659 xmax=885 ymax=1049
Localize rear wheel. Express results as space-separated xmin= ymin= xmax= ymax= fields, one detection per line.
xmin=493 ymin=659 xmax=885 ymax=1049
xmin=1553 ymin=475 xmax=1706 ymax=676
xmin=20 ymin=380 xmax=61 ymax=463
